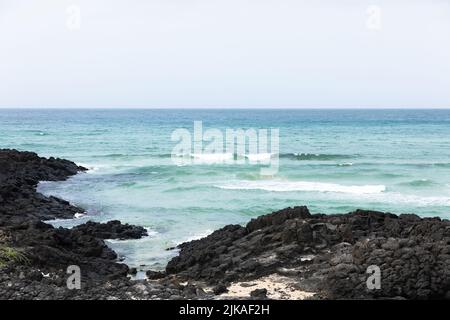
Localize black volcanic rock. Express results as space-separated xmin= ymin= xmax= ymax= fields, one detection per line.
xmin=72 ymin=220 xmax=148 ymax=240
xmin=250 ymin=288 xmax=268 ymax=299
xmin=146 ymin=270 xmax=166 ymax=280
xmin=212 ymin=283 xmax=228 ymax=295
xmin=0 ymin=149 xmax=87 ymax=186
xmin=0 ymin=150 xmax=141 ymax=283
xmin=166 ymin=207 xmax=450 ymax=299
xmin=0 ymin=149 xmax=212 ymax=300
xmin=246 ymin=206 xmax=311 ymax=232
xmin=0 ymin=149 xmax=87 ymax=222
xmin=0 ymin=149 xmax=173 ymax=300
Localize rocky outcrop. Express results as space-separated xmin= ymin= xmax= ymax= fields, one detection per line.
xmin=0 ymin=149 xmax=194 ymax=300
xmin=0 ymin=150 xmax=124 ymax=276
xmin=166 ymin=207 xmax=450 ymax=299
xmin=72 ymin=220 xmax=148 ymax=240
xmin=0 ymin=149 xmax=213 ymax=300
xmin=0 ymin=149 xmax=87 ymax=222
xmin=0 ymin=149 xmax=85 ymax=185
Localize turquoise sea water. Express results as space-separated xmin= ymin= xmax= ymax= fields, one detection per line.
xmin=1 ymin=109 xmax=450 ymax=270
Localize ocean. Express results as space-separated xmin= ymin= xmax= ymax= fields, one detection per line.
xmin=1 ymin=108 xmax=450 ymax=270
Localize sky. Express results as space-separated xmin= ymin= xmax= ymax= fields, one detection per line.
xmin=0 ymin=0 xmax=449 ymax=108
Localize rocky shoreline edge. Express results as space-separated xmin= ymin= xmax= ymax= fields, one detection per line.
xmin=1 ymin=149 xmax=449 ymax=300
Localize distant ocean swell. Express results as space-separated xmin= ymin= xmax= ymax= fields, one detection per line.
xmin=141 ymin=152 xmax=356 ymax=160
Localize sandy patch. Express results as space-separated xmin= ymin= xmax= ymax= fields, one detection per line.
xmin=220 ymin=274 xmax=316 ymax=300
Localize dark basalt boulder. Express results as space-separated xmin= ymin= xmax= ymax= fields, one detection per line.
xmin=72 ymin=220 xmax=148 ymax=240
xmin=250 ymin=288 xmax=268 ymax=299
xmin=246 ymin=206 xmax=311 ymax=232
xmin=212 ymin=283 xmax=228 ymax=295
xmin=146 ymin=270 xmax=166 ymax=280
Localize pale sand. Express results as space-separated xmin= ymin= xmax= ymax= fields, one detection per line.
xmin=219 ymin=274 xmax=316 ymax=300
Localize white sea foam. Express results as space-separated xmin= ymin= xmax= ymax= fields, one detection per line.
xmin=179 ymin=229 xmax=214 ymax=244
xmin=217 ymin=180 xmax=450 ymax=207
xmin=145 ymin=228 xmax=159 ymax=238
xmin=338 ymin=162 xmax=353 ymax=166
xmin=190 ymin=153 xmax=234 ymax=163
xmin=77 ymin=163 xmax=103 ymax=172
xmin=217 ymin=180 xmax=386 ymax=194
xmin=245 ymin=153 xmax=273 ymax=162
xmin=361 ymin=192 xmax=450 ymax=207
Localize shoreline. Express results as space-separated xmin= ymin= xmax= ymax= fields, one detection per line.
xmin=1 ymin=149 xmax=449 ymax=300
xmin=0 ymin=149 xmax=202 ymax=299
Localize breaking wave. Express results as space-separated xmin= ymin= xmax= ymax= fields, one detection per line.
xmin=216 ymin=180 xmax=386 ymax=194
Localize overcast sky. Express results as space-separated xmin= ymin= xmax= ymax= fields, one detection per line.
xmin=0 ymin=0 xmax=449 ymax=108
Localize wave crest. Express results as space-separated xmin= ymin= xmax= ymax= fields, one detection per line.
xmin=217 ymin=180 xmax=386 ymax=194
xmin=280 ymin=153 xmax=353 ymax=161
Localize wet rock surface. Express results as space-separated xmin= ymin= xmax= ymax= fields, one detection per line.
xmin=1 ymin=149 xmax=449 ymax=300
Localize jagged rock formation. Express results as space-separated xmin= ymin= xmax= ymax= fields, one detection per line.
xmin=167 ymin=207 xmax=450 ymax=299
